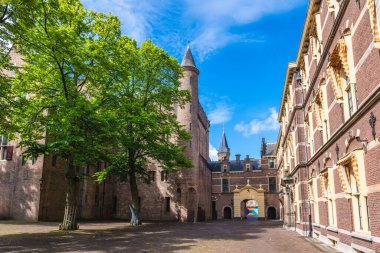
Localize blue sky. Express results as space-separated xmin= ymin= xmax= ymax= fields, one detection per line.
xmin=82 ymin=0 xmax=308 ymax=160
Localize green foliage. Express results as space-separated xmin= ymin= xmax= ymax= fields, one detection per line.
xmin=94 ymin=38 xmax=193 ymax=184
xmin=2 ymin=0 xmax=120 ymax=165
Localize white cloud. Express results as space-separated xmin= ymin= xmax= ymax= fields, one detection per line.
xmin=207 ymin=102 xmax=233 ymax=125
xmin=82 ymin=0 xmax=170 ymax=44
xmin=82 ymin=0 xmax=305 ymax=60
xmin=184 ymin=0 xmax=305 ymax=59
xmin=209 ymin=144 xmax=218 ymax=161
xmin=234 ymin=107 xmax=279 ymax=137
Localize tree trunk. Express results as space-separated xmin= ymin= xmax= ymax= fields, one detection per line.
xmin=128 ymin=153 xmax=141 ymax=226
xmin=60 ymin=157 xmax=79 ymax=230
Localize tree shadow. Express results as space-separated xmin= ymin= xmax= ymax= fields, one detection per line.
xmin=0 ymin=220 xmax=278 ymax=252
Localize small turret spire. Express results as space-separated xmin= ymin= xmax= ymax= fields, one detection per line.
xmin=181 ymin=43 xmax=197 ymax=68
xmin=218 ymin=127 xmax=230 ymax=161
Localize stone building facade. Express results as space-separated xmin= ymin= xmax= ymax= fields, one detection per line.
xmin=210 ymin=130 xmax=279 ymax=220
xmin=0 ymin=46 xmax=211 ymax=222
xmin=276 ymin=0 xmax=380 ymax=252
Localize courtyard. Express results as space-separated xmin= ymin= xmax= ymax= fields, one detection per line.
xmin=0 ymin=220 xmax=338 ymax=253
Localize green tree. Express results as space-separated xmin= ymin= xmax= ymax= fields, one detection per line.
xmin=2 ymin=0 xmax=121 ymax=230
xmin=95 ymin=38 xmax=192 ymax=225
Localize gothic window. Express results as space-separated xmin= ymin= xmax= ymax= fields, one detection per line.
xmin=0 ymin=135 xmax=7 ymax=160
xmin=222 ymin=178 xmax=229 ymax=193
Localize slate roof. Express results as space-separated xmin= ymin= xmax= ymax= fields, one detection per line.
xmin=209 ymin=159 xmax=262 ymax=172
xmin=181 ymin=45 xmax=197 ymax=68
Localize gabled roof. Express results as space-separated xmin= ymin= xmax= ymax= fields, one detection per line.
xmin=181 ymin=45 xmax=197 ymax=68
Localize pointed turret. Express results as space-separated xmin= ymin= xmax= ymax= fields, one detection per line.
xmin=181 ymin=44 xmax=197 ymax=69
xmin=218 ymin=127 xmax=230 ymax=161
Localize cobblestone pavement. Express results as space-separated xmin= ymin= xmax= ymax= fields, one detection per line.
xmin=0 ymin=220 xmax=338 ymax=253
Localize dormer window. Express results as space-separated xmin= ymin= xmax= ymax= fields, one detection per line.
xmin=223 ymin=165 xmax=228 ymax=173
xmin=246 ymin=164 xmax=250 ymax=171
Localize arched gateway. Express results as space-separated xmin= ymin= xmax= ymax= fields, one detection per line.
xmin=233 ymin=180 xmax=266 ymax=220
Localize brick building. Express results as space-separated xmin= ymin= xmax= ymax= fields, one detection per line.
xmin=276 ymin=0 xmax=380 ymax=252
xmin=209 ymin=129 xmax=279 ymax=220
xmin=0 ymin=45 xmax=211 ymax=222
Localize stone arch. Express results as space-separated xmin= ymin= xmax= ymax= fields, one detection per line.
xmin=232 ymin=182 xmax=265 ymax=219
xmin=267 ymin=206 xmax=276 ymax=220
xmin=222 ymin=205 xmax=232 ymax=219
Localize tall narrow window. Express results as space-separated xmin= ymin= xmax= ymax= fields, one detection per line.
xmin=149 ymin=171 xmax=156 ymax=182
xmin=165 ymin=197 xmax=170 ymax=213
xmin=324 ymin=120 xmax=329 ymax=140
xmin=0 ymin=135 xmax=7 ymax=160
xmin=222 ymin=179 xmax=229 ymax=192
xmin=189 ymin=123 xmax=192 ymax=131
xmin=189 ymin=104 xmax=192 ymax=113
xmin=269 ymin=177 xmax=276 ymax=192
xmin=347 ymin=87 xmax=354 ymax=117
xmin=269 ymin=159 xmax=275 ymax=169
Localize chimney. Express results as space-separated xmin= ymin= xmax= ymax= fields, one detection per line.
xmin=235 ymin=154 xmax=241 ymax=161
xmin=246 ymin=155 xmax=250 ymax=160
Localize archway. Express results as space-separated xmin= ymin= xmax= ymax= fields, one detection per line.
xmin=223 ymin=206 xmax=232 ymax=219
xmin=232 ymin=181 xmax=265 ymax=219
xmin=267 ymin=206 xmax=276 ymax=220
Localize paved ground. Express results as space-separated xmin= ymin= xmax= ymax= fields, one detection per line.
xmin=0 ymin=220 xmax=338 ymax=253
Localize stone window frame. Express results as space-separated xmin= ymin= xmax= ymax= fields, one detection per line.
xmin=319 ymin=167 xmax=337 ymax=227
xmin=268 ymin=177 xmax=277 ymax=192
xmin=0 ymin=135 xmax=8 ymax=160
xmin=313 ymin=83 xmax=330 ymax=143
xmin=221 ymin=178 xmax=230 ymax=193
xmin=326 ymin=35 xmax=358 ymax=121
xmin=245 ymin=163 xmax=250 ymax=171
xmin=311 ymin=177 xmax=320 ymax=224
xmin=368 ymin=0 xmax=380 ymax=48
xmin=337 ymin=149 xmax=371 ymax=233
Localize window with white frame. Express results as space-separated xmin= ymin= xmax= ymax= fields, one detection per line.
xmin=337 ymin=151 xmax=370 ymax=232
xmin=327 ymin=38 xmax=358 ymax=121
xmin=245 ymin=163 xmax=250 ymax=171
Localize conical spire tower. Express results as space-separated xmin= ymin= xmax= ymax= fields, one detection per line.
xmin=218 ymin=126 xmax=230 ymax=161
